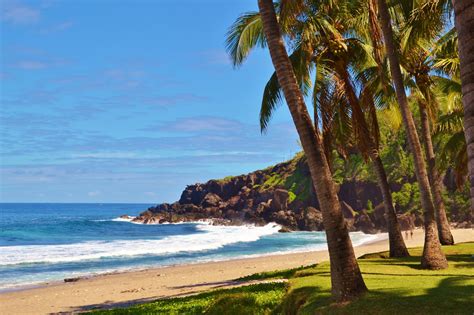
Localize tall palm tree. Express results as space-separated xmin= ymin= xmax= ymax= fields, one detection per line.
xmin=453 ymin=0 xmax=474 ymax=212
xmin=257 ymin=0 xmax=367 ymax=301
xmin=399 ymin=1 xmax=455 ymax=245
xmin=376 ymin=0 xmax=448 ymax=269
xmin=228 ymin=0 xmax=409 ymax=258
xmin=402 ymin=49 xmax=454 ymax=245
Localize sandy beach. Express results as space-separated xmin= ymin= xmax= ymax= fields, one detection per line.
xmin=0 ymin=228 xmax=472 ymax=315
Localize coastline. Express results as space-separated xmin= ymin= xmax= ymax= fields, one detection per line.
xmin=0 ymin=228 xmax=472 ymax=314
xmin=0 ymin=229 xmax=384 ymax=294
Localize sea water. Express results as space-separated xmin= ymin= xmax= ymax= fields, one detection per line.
xmin=0 ymin=203 xmax=382 ymax=290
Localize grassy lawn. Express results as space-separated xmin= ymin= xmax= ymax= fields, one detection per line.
xmin=91 ymin=242 xmax=474 ymax=314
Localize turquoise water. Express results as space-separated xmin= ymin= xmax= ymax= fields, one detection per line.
xmin=0 ymin=203 xmax=380 ymax=290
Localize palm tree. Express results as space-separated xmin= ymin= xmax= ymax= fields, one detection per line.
xmin=228 ymin=0 xmax=409 ymax=258
xmin=399 ymin=1 xmax=455 ymax=245
xmin=401 ymin=49 xmax=454 ymax=245
xmin=376 ymin=0 xmax=448 ymax=269
xmin=453 ymin=0 xmax=474 ymax=212
xmin=256 ymin=0 xmax=367 ymax=301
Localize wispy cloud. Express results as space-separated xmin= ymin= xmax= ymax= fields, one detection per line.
xmin=1 ymin=1 xmax=41 ymax=25
xmin=14 ymin=60 xmax=48 ymax=69
xmin=39 ymin=20 xmax=73 ymax=34
xmin=147 ymin=116 xmax=243 ymax=133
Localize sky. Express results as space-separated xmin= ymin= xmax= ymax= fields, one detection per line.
xmin=0 ymin=0 xmax=301 ymax=203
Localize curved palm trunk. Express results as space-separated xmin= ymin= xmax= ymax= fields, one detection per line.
xmin=418 ymin=104 xmax=454 ymax=245
xmin=377 ymin=0 xmax=448 ymax=269
xmin=336 ymin=65 xmax=409 ymax=257
xmin=257 ymin=0 xmax=367 ymax=301
xmin=453 ymin=0 xmax=474 ymax=214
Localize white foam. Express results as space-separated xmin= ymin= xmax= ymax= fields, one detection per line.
xmin=110 ymin=216 xmax=139 ymax=223
xmin=0 ymin=223 xmax=281 ymax=266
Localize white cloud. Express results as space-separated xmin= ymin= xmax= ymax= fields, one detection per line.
xmin=1 ymin=2 xmax=40 ymax=25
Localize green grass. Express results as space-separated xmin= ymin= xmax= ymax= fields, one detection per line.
xmin=216 ymin=175 xmax=234 ymax=184
xmin=262 ymin=173 xmax=285 ymax=190
xmin=90 ymin=283 xmax=286 ymax=315
xmin=90 ymin=243 xmax=474 ymax=314
xmin=236 ymin=264 xmax=318 ymax=282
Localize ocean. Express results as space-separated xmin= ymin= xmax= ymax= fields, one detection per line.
xmin=0 ymin=203 xmax=382 ymax=290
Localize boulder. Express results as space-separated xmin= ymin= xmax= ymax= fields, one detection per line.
xmin=354 ymin=211 xmax=378 ymax=234
xmin=271 ymin=189 xmax=289 ymax=211
xmin=201 ymin=193 xmax=222 ymax=208
xmin=271 ymin=210 xmax=298 ymax=230
xmin=297 ymin=207 xmax=323 ymax=231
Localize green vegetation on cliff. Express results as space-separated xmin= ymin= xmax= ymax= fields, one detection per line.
xmin=90 ymin=242 xmax=474 ymax=315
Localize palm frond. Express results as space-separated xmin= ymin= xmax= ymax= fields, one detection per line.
xmin=225 ymin=11 xmax=265 ymax=67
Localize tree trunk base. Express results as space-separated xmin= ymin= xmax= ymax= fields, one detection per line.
xmin=421 ymin=225 xmax=449 ymax=270
xmin=331 ymin=281 xmax=368 ymax=302
xmin=390 ymin=247 xmax=410 ymax=258
xmin=439 ymin=233 xmax=454 ymax=246
xmin=438 ymin=222 xmax=455 ymax=245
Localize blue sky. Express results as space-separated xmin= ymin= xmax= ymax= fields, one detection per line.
xmin=0 ymin=0 xmax=300 ymax=203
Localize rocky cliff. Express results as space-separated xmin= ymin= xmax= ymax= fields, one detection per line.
xmin=129 ymin=153 xmax=424 ymax=233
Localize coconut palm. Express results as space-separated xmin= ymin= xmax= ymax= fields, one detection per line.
xmin=453 ymin=0 xmax=474 ymax=211
xmin=227 ymin=0 xmax=409 ymax=257
xmin=397 ymin=0 xmax=455 ymax=245
xmin=255 ymin=0 xmax=367 ymax=301
xmin=376 ymin=0 xmax=448 ymax=269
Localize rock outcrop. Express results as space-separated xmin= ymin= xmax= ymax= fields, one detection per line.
xmin=130 ymin=154 xmax=453 ymax=232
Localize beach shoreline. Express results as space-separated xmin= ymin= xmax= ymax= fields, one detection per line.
xmin=0 ymin=227 xmax=383 ymax=294
xmin=0 ymin=228 xmax=472 ymax=314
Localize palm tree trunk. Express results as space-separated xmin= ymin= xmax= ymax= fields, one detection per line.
xmin=336 ymin=65 xmax=409 ymax=257
xmin=257 ymin=0 xmax=367 ymax=301
xmin=453 ymin=0 xmax=474 ymax=215
xmin=418 ymin=103 xmax=454 ymax=245
xmin=377 ymin=0 xmax=448 ymax=269
xmin=372 ymin=156 xmax=410 ymax=257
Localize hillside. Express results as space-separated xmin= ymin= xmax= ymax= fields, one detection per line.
xmin=129 ymin=153 xmax=449 ymax=232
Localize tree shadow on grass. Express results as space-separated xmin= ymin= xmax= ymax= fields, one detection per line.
xmin=71 ymin=282 xmax=287 ymax=314
xmin=280 ymin=276 xmax=474 ymax=315
xmin=445 ymin=253 xmax=474 ymax=263
xmin=276 ymin=286 xmax=327 ymax=315
xmin=362 ymin=271 xmax=474 ymax=277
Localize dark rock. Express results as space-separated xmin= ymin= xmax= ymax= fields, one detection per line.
xmin=354 ymin=211 xmax=378 ymax=234
xmin=271 ymin=189 xmax=289 ymax=211
xmin=297 ymin=207 xmax=323 ymax=231
xmin=271 ymin=210 xmax=298 ymax=230
xmin=64 ymin=277 xmax=81 ymax=283
xmin=123 ymin=153 xmax=465 ymax=232
xmin=201 ymin=193 xmax=222 ymax=208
